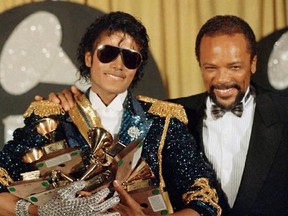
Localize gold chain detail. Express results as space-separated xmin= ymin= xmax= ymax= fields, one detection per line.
xmin=183 ymin=177 xmax=222 ymax=216
xmin=0 ymin=167 xmax=14 ymax=186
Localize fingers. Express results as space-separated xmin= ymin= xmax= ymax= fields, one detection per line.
xmin=57 ymin=180 xmax=86 ymax=200
xmin=34 ymin=86 xmax=82 ymax=111
xmin=34 ymin=95 xmax=44 ymax=101
xmin=71 ymin=85 xmax=83 ymax=97
xmin=102 ymin=212 xmax=121 ymax=216
xmin=78 ymin=190 xmax=92 ymax=197
xmin=89 ymin=195 xmax=120 ymax=212
xmin=62 ymin=88 xmax=76 ymax=109
xmin=47 ymin=88 xmax=75 ymax=111
xmin=113 ymin=180 xmax=145 ymax=216
xmin=47 ymin=92 xmax=61 ymax=104
xmin=113 ymin=180 xmax=132 ymax=206
xmin=88 ymin=187 xmax=110 ymax=203
xmin=112 ymin=203 xmax=129 ymax=216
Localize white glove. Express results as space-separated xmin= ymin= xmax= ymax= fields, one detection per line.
xmin=38 ymin=180 xmax=120 ymax=216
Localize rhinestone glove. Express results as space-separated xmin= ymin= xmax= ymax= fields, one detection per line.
xmin=38 ymin=180 xmax=120 ymax=216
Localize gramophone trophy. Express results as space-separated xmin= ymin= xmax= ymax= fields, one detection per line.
xmin=68 ymin=95 xmax=124 ymax=193
xmin=31 ymin=117 xmax=84 ymax=178
xmin=68 ymin=95 xmax=172 ymax=215
xmin=8 ymin=97 xmax=172 ymax=214
xmin=8 ymin=101 xmax=84 ymax=205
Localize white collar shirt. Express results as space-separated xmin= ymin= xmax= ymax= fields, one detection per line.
xmin=203 ymin=87 xmax=256 ymax=207
xmin=89 ymin=90 xmax=127 ymax=138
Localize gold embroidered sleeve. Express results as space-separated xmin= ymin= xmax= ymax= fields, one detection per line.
xmin=182 ymin=177 xmax=222 ymax=216
xmin=0 ymin=167 xmax=13 ymax=186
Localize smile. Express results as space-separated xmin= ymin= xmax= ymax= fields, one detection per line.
xmin=214 ymin=88 xmax=237 ymax=97
xmin=105 ymin=73 xmax=125 ymax=80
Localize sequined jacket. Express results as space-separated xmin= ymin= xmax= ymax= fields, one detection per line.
xmin=0 ymin=92 xmax=221 ymax=215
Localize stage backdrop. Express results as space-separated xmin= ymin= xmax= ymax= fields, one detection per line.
xmin=0 ymin=2 xmax=166 ymax=148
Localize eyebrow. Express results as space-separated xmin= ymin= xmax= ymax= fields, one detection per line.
xmin=201 ymin=61 xmax=243 ymax=67
xmin=227 ymin=61 xmax=242 ymax=66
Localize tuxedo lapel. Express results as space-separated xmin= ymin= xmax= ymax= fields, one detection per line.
xmin=232 ymin=93 xmax=282 ymax=213
xmin=174 ymin=93 xmax=208 ymax=154
xmin=194 ymin=98 xmax=207 ymax=155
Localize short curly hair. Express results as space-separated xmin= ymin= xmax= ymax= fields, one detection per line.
xmin=77 ymin=11 xmax=149 ymax=88
xmin=195 ymin=15 xmax=257 ymax=63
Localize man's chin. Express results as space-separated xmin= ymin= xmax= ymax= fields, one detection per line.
xmin=210 ymin=95 xmax=235 ymax=109
xmin=215 ymin=101 xmax=234 ymax=110
xmin=209 ymin=92 xmax=244 ymax=110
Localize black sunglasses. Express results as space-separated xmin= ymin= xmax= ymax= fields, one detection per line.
xmin=96 ymin=44 xmax=142 ymax=70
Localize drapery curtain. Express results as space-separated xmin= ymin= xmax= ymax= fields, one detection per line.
xmin=0 ymin=0 xmax=287 ymax=98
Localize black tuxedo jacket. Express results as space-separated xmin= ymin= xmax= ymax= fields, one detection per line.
xmin=170 ymin=86 xmax=288 ymax=216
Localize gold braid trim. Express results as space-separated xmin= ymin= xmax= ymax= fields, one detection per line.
xmin=68 ymin=94 xmax=103 ymax=147
xmin=23 ymin=100 xmax=65 ymax=118
xmin=183 ymin=177 xmax=222 ymax=216
xmin=0 ymin=167 xmax=14 ymax=186
xmin=136 ymin=95 xmax=188 ymax=125
xmin=157 ymin=115 xmax=174 ymax=213
xmin=142 ymin=98 xmax=174 ymax=213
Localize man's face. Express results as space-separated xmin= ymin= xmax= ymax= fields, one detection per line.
xmin=85 ymin=32 xmax=140 ymax=105
xmin=199 ymin=33 xmax=257 ymax=109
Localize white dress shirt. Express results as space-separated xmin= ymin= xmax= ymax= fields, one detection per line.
xmin=89 ymin=90 xmax=127 ymax=138
xmin=203 ymin=88 xmax=255 ymax=207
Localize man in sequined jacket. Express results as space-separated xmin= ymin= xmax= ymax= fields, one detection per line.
xmin=0 ymin=12 xmax=222 ymax=216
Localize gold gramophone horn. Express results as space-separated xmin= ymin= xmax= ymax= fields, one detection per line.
xmin=79 ymin=127 xmax=114 ymax=180
xmin=88 ymin=127 xmax=113 ymax=155
xmin=22 ymin=147 xmax=44 ymax=163
xmin=68 ymin=95 xmax=120 ymax=180
xmin=35 ymin=118 xmax=59 ymax=142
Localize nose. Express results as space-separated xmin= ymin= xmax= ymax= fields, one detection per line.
xmin=215 ymin=68 xmax=230 ymax=83
xmin=111 ymin=53 xmax=124 ymax=70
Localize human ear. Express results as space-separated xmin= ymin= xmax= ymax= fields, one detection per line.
xmin=251 ymin=55 xmax=257 ymax=74
xmin=85 ymin=52 xmax=92 ymax=67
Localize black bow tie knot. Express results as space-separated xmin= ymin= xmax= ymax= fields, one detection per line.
xmin=211 ymin=103 xmax=243 ymax=120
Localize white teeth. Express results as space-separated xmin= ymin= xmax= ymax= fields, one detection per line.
xmin=107 ymin=74 xmax=123 ymax=79
xmin=218 ymin=89 xmax=230 ymax=93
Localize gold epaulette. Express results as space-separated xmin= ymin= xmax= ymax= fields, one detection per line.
xmin=136 ymin=95 xmax=188 ymax=125
xmin=0 ymin=167 xmax=13 ymax=186
xmin=23 ymin=100 xmax=65 ymax=118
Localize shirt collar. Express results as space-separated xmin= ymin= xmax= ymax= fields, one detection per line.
xmin=89 ymin=90 xmax=127 ymax=111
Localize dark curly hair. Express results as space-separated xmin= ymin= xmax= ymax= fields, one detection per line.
xmin=195 ymin=15 xmax=257 ymax=63
xmin=77 ymin=11 xmax=149 ymax=88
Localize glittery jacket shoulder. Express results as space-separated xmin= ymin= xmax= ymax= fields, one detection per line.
xmin=0 ymin=93 xmax=221 ymax=215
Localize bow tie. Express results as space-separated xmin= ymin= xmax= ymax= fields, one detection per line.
xmin=211 ymin=103 xmax=243 ymax=120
